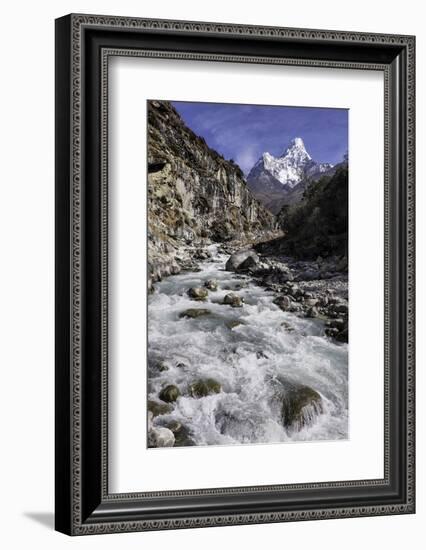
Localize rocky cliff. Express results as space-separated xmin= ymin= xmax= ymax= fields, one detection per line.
xmin=147 ymin=100 xmax=276 ymax=288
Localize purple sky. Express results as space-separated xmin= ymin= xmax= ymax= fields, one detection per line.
xmin=171 ymin=101 xmax=348 ymax=174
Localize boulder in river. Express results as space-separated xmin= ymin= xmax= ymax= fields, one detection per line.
xmin=335 ymin=326 xmax=349 ymax=343
xmin=223 ymin=293 xmax=244 ymax=308
xmin=334 ymin=302 xmax=349 ymax=314
xmin=306 ymin=306 xmax=319 ymax=318
xmin=326 ymin=318 xmax=348 ymax=343
xmin=160 ymin=420 xmax=195 ymax=447
xmin=225 ymin=319 xmax=245 ymax=330
xmin=187 ymin=287 xmax=208 ymax=301
xmin=190 ymin=378 xmax=222 ymax=398
xmin=159 ymin=384 xmax=181 ymax=403
xmin=225 ymin=250 xmax=259 ymax=272
xmin=148 ymin=426 xmax=175 ymax=447
xmin=236 ymin=255 xmax=258 ymax=272
xmin=204 ymin=279 xmax=218 ymax=291
xmin=193 ymin=248 xmax=212 ymax=260
xmin=279 ymin=383 xmax=323 ymax=431
xmin=148 ymin=358 xmax=169 ymax=374
xmin=273 ymin=295 xmax=293 ymax=312
xmin=179 ymin=308 xmax=211 ymax=319
xmin=147 ymin=399 xmax=173 ymax=417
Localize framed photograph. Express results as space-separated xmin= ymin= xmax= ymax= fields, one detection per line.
xmin=55 ymin=14 xmax=415 ymax=535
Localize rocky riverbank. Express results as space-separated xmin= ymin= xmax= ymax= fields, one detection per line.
xmin=221 ymin=246 xmax=349 ymax=343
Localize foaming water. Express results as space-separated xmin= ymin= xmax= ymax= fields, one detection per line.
xmin=148 ymin=246 xmax=348 ymax=446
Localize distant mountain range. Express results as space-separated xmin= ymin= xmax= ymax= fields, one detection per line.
xmin=246 ymin=137 xmax=346 ymax=214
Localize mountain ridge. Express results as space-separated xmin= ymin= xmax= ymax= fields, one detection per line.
xmin=247 ymin=137 xmax=336 ymax=213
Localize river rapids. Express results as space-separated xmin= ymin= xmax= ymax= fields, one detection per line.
xmin=147 ymin=246 xmax=348 ymax=447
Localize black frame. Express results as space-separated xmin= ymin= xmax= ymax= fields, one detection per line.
xmin=55 ymin=14 xmax=415 ymax=535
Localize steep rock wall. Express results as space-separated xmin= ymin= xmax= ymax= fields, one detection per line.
xmin=147 ymin=100 xmax=276 ymax=286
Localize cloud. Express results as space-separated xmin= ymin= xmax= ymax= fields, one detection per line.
xmin=235 ymin=147 xmax=259 ymax=175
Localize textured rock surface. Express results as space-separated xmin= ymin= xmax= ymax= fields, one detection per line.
xmin=147 ymin=100 xmax=276 ymax=288
xmin=159 ymin=384 xmax=181 ymax=403
xmin=147 ymin=399 xmax=173 ymax=417
xmin=190 ymin=378 xmax=222 ymax=398
xmin=148 ymin=426 xmax=175 ymax=447
xmin=223 ymin=293 xmax=244 ymax=308
xmin=187 ymin=287 xmax=208 ymax=301
xmin=179 ymin=308 xmax=211 ymax=319
xmin=225 ymin=250 xmax=259 ymax=271
xmin=272 ymin=379 xmax=324 ymax=431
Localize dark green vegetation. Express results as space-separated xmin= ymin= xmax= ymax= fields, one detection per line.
xmin=275 ymin=167 xmax=348 ymax=259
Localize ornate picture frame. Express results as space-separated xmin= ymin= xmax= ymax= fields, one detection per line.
xmin=55 ymin=13 xmax=415 ymax=535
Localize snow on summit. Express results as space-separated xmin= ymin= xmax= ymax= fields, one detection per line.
xmin=250 ymin=137 xmax=330 ymax=189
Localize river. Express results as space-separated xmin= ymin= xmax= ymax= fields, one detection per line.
xmin=147 ymin=245 xmax=348 ymax=447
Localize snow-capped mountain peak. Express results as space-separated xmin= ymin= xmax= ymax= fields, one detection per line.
xmin=246 ymin=137 xmax=337 ymax=212
xmin=282 ymin=137 xmax=311 ymax=161
xmin=249 ymin=137 xmax=321 ymax=189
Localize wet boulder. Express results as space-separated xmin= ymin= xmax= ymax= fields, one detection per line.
xmin=193 ymin=248 xmax=212 ymax=260
xmin=335 ymin=326 xmax=349 ymax=343
xmin=190 ymin=378 xmax=222 ymax=398
xmin=179 ymin=308 xmax=211 ymax=319
xmin=148 ymin=358 xmax=169 ymax=375
xmin=161 ymin=420 xmax=195 ymax=447
xmin=273 ymin=295 xmax=293 ymax=312
xmin=236 ymin=255 xmax=258 ymax=272
xmin=204 ymin=279 xmax=218 ymax=291
xmin=285 ymin=283 xmax=304 ymax=299
xmin=326 ymin=318 xmax=348 ymax=343
xmin=334 ymin=302 xmax=349 ymax=314
xmin=159 ymin=384 xmax=181 ymax=403
xmin=272 ymin=379 xmax=323 ymax=431
xmin=187 ymin=287 xmax=208 ymax=301
xmin=280 ymin=384 xmax=323 ymax=430
xmin=148 ymin=399 xmax=173 ymax=417
xmin=223 ymin=293 xmax=244 ymax=308
xmin=306 ymin=306 xmax=319 ymax=318
xmin=225 ymin=250 xmax=259 ymax=272
xmin=148 ymin=426 xmax=175 ymax=447
xmin=225 ymin=319 xmax=245 ymax=330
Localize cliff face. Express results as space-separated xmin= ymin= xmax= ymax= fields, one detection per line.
xmin=147 ymin=100 xmax=276 ymax=286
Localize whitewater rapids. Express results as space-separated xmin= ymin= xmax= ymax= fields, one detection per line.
xmin=147 ymin=246 xmax=348 ymax=447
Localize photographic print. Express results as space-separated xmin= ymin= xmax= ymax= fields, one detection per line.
xmin=147 ymin=100 xmax=349 ymax=449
